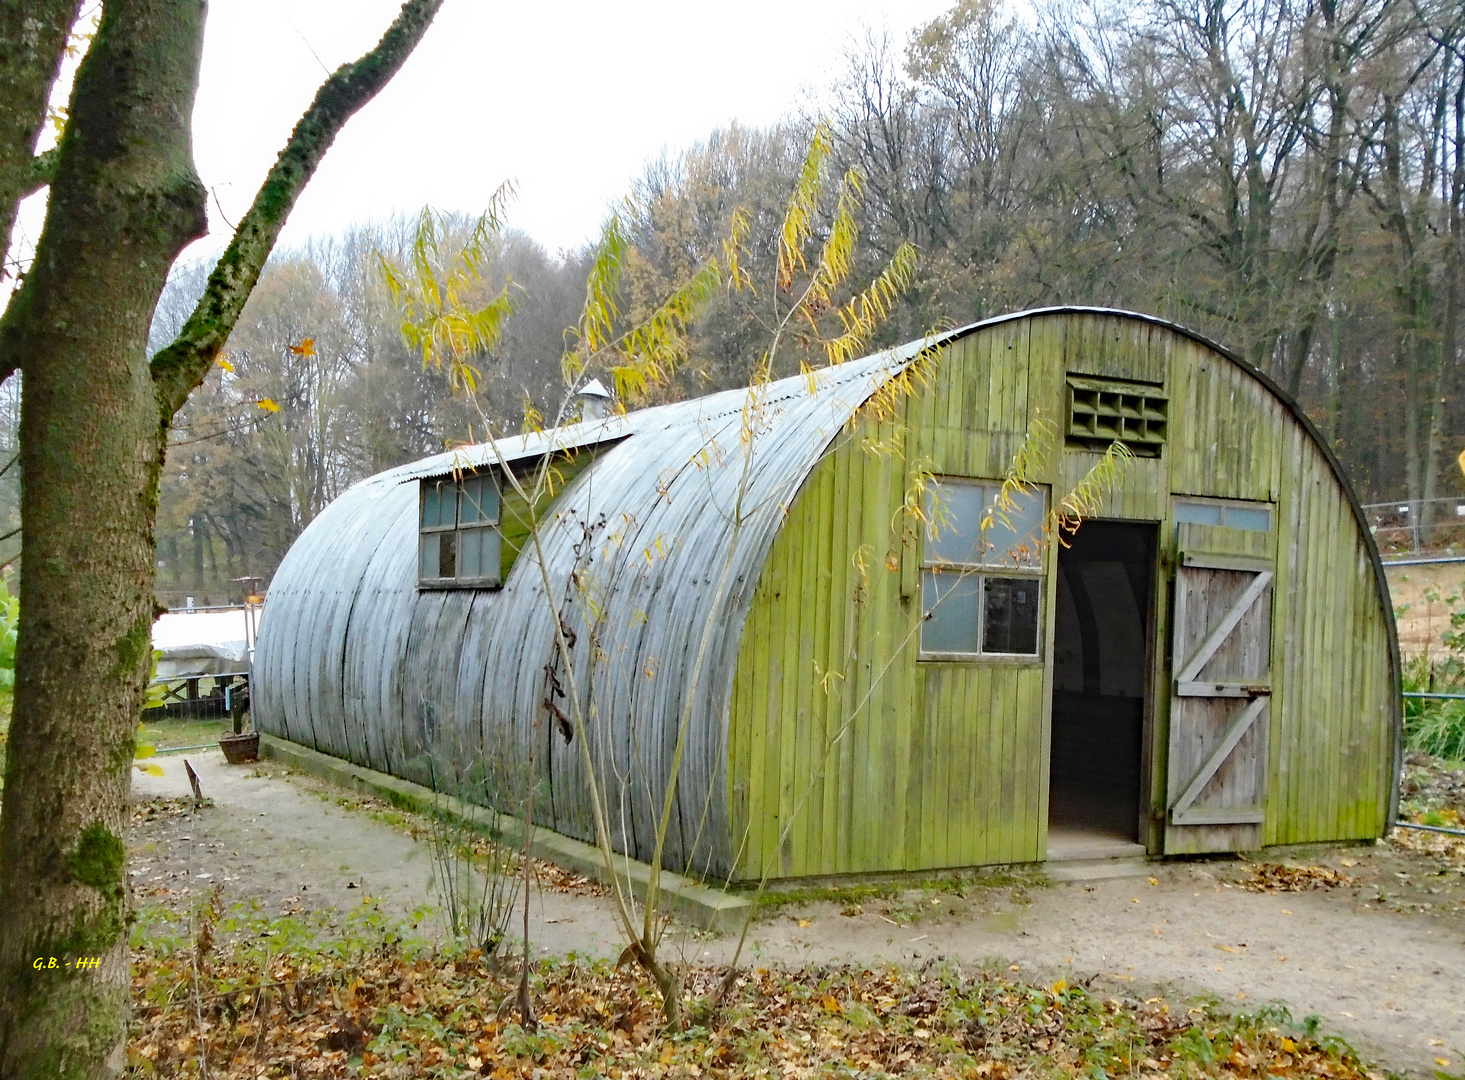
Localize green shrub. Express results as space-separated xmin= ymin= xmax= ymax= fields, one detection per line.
xmin=1395 ymin=586 xmax=1465 ymax=762
xmin=1401 ymin=653 xmax=1465 ymax=762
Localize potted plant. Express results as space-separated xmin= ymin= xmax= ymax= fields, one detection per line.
xmin=218 ymin=676 xmax=258 ymax=763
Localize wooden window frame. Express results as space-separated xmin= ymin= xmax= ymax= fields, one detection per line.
xmin=418 ymin=473 xmax=503 ymax=590
xmin=918 ymin=477 xmax=1047 ymax=664
xmin=1171 ymin=495 xmax=1272 ymax=533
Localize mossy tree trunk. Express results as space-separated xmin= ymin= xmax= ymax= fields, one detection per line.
xmin=0 ymin=3 xmax=442 ymax=1076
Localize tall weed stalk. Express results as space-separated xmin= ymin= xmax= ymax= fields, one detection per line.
xmin=378 ymin=125 xmax=923 ymax=1024
xmin=425 ymin=756 xmax=523 ymax=955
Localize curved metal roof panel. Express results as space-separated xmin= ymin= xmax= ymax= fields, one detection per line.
xmin=254 ymin=336 xmax=933 ymax=873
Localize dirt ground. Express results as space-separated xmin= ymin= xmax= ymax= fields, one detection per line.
xmin=133 ymin=752 xmax=1465 ymax=1079
xmin=1384 ymin=562 xmax=1465 ymax=656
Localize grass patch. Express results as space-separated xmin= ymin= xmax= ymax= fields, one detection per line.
xmin=749 ymin=869 xmax=1043 ymax=926
xmin=304 ymin=786 xmax=422 ymax=836
xmin=140 ymin=714 xmax=234 ymax=752
xmin=1402 ymin=647 xmax=1465 ymax=762
xmin=1402 ymin=662 xmax=1465 ymax=761
xmin=752 ymin=867 xmax=1040 ymax=911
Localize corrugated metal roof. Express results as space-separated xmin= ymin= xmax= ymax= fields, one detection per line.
xmin=254 ymin=306 xmax=1397 ymax=875
xmin=254 ymin=334 xmax=937 ymax=876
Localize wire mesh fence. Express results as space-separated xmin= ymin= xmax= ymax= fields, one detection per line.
xmin=1364 ymin=497 xmax=1465 ymax=556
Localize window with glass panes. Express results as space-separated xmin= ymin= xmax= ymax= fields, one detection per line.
xmin=921 ymin=479 xmax=1046 ymax=658
xmin=419 ymin=473 xmax=502 ymax=587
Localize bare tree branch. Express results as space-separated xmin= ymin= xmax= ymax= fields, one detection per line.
xmin=150 ymin=0 xmax=444 ymax=418
xmin=0 ymin=0 xmax=81 ymax=289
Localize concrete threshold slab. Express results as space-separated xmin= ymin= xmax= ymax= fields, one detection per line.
xmin=1045 ymin=858 xmax=1154 ymax=883
xmin=258 ymin=735 xmax=753 ymax=936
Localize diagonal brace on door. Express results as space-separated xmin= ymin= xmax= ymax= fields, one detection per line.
xmin=1169 ymin=695 xmax=1268 ymax=819
xmin=1175 ymin=570 xmax=1274 ymax=684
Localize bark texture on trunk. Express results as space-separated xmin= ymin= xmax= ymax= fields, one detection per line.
xmin=0 ymin=4 xmax=207 ymax=1075
xmin=0 ymin=0 xmax=81 ymax=300
xmin=0 ymin=2 xmax=444 ymax=1076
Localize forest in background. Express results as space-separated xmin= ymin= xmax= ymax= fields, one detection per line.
xmin=1 ymin=0 xmax=1455 ymax=605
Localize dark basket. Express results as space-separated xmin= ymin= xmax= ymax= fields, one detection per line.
xmin=219 ymin=732 xmax=259 ymax=764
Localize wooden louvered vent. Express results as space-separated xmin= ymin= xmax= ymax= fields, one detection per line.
xmin=1065 ymin=375 xmax=1168 ymax=455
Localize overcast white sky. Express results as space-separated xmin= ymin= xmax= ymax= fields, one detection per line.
xmin=161 ymin=0 xmax=955 ymax=262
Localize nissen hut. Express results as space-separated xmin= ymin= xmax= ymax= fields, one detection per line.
xmin=254 ymin=307 xmax=1400 ymax=881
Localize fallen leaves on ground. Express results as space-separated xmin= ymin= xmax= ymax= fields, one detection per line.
xmin=1386 ymin=753 xmax=1465 ymax=870
xmin=1388 ymin=824 xmax=1465 ymax=869
xmin=530 ymin=859 xmax=601 ymax=897
xmin=132 ymin=796 xmax=212 ymax=824
xmin=1399 ymin=752 xmax=1465 ymax=817
xmin=128 ymin=899 xmax=1382 ymax=1080
xmin=1238 ymin=863 xmax=1354 ymax=892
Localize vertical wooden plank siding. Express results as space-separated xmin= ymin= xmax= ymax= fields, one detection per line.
xmin=255 ymin=310 xmax=1395 ymax=885
xmin=725 ymin=311 xmax=1395 ymax=882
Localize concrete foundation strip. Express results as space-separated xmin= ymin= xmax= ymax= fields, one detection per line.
xmin=257 ymin=735 xmax=754 ymax=935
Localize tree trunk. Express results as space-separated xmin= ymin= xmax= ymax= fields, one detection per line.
xmin=1324 ymin=315 xmax=1342 ymax=446
xmin=0 ymin=3 xmax=441 ymax=1073
xmin=0 ymin=1 xmax=82 ymax=282
xmin=0 ymin=3 xmax=207 ymax=1076
xmin=1421 ymin=344 xmax=1448 ymax=540
xmin=191 ymin=517 xmax=205 ymax=595
xmin=1436 ymin=59 xmax=1465 ymax=541
xmin=1402 ymin=321 xmax=1425 ymax=549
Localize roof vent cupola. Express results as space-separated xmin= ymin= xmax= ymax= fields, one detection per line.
xmin=575 ymin=378 xmax=614 ymax=421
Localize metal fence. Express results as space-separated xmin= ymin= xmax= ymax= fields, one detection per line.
xmin=1364 ymin=496 xmax=1465 ymax=554
xmin=147 ymin=672 xmax=249 ymax=721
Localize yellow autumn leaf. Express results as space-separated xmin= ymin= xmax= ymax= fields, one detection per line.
xmin=1050 ymin=978 xmax=1068 ymax=994
xmin=821 ymin=995 xmax=841 ymax=1013
xmin=289 ymin=338 xmax=316 ymax=356
xmin=217 ymin=356 xmax=234 ymax=373
xmin=134 ymin=743 xmax=157 ymax=760
xmin=258 ymin=398 xmax=280 ymax=413
xmin=136 ymin=762 xmax=165 ymax=777
xmin=1280 ymin=1038 xmax=1296 ymax=1053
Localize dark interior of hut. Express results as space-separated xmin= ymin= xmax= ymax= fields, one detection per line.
xmin=1047 ymin=520 xmax=1156 ymax=859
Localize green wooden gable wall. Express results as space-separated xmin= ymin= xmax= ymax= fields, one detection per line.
xmin=495 ymin=443 xmax=617 ymax=583
xmin=725 ymin=310 xmax=1397 ymax=882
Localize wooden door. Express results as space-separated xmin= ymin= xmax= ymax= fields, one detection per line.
xmin=1164 ymin=522 xmax=1275 ymax=853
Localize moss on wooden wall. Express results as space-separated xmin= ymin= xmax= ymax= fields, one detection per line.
xmin=724 ymin=311 xmax=1395 ymax=882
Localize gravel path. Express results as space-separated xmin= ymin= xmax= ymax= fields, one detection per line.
xmin=129 ymin=751 xmax=626 ymax=957
xmin=133 ymin=751 xmax=1465 ymax=1078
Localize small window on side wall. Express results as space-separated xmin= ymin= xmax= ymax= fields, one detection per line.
xmin=1172 ymin=497 xmax=1271 ymax=533
xmin=419 ymin=473 xmax=502 ymax=588
xmin=921 ymin=479 xmax=1046 ymax=660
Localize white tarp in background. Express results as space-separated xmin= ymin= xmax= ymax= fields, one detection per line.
xmin=151 ymin=610 xmax=250 ymax=678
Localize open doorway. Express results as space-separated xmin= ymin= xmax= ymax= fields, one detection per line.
xmin=1048 ymin=520 xmax=1156 ymax=859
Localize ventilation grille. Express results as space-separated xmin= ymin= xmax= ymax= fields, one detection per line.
xmin=1066 ymin=375 xmax=1168 ymax=455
